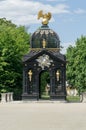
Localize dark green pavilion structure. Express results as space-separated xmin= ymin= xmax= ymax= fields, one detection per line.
xmin=22 ymin=11 xmax=66 ymax=100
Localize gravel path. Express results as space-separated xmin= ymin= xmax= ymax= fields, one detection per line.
xmin=0 ymin=102 xmax=86 ymax=130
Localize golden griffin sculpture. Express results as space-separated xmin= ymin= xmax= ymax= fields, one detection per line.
xmin=38 ymin=10 xmax=52 ymax=25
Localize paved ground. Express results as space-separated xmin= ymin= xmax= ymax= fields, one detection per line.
xmin=0 ymin=101 xmax=86 ymax=130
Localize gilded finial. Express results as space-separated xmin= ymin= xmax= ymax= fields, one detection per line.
xmin=38 ymin=10 xmax=52 ymax=25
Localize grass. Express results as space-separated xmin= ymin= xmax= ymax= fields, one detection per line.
xmin=41 ymin=93 xmax=50 ymax=100
xmin=41 ymin=93 xmax=80 ymax=102
xmin=67 ymin=95 xmax=80 ymax=102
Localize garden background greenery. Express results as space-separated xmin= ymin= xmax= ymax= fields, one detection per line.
xmin=0 ymin=18 xmax=30 ymax=99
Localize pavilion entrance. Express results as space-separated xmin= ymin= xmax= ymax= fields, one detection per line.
xmin=39 ymin=71 xmax=50 ymax=99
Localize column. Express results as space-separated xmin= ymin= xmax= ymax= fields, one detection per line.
xmin=23 ymin=69 xmax=28 ymax=95
xmin=10 ymin=92 xmax=13 ymax=101
xmin=62 ymin=66 xmax=66 ymax=94
xmin=50 ymin=70 xmax=56 ymax=95
xmin=6 ymin=93 xmax=10 ymax=102
xmin=1 ymin=93 xmax=7 ymax=103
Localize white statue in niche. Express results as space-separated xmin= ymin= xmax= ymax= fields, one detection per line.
xmin=36 ymin=54 xmax=53 ymax=70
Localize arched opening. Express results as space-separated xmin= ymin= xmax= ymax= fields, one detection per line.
xmin=39 ymin=71 xmax=50 ymax=100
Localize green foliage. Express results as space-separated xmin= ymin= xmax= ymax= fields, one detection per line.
xmin=0 ymin=18 xmax=30 ymax=99
xmin=66 ymin=36 xmax=86 ymax=93
xmin=40 ymin=71 xmax=50 ymax=94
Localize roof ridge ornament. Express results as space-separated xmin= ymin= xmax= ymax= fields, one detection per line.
xmin=38 ymin=10 xmax=52 ymax=25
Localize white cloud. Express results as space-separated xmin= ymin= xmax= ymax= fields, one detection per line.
xmin=63 ymin=18 xmax=74 ymax=23
xmin=0 ymin=0 xmax=70 ymax=26
xmin=46 ymin=0 xmax=59 ymax=1
xmin=61 ymin=42 xmax=75 ymax=54
xmin=74 ymin=8 xmax=86 ymax=14
xmin=46 ymin=0 xmax=67 ymax=2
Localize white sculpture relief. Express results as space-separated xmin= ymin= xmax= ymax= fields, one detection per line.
xmin=36 ymin=54 xmax=53 ymax=70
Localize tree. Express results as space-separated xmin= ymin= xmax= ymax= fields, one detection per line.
xmin=0 ymin=18 xmax=30 ymax=99
xmin=66 ymin=36 xmax=86 ymax=93
xmin=40 ymin=71 xmax=50 ymax=93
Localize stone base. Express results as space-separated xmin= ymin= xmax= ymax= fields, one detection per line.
xmin=50 ymin=94 xmax=66 ymax=100
xmin=82 ymin=92 xmax=86 ymax=103
xmin=22 ymin=93 xmax=38 ymax=101
xmin=22 ymin=93 xmax=67 ymax=101
xmin=1 ymin=93 xmax=13 ymax=103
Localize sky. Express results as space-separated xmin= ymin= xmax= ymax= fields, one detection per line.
xmin=0 ymin=0 xmax=86 ymax=53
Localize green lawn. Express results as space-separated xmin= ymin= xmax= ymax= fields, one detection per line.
xmin=67 ymin=95 xmax=80 ymax=102
xmin=41 ymin=92 xmax=50 ymax=100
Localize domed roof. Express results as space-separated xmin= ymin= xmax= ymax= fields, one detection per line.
xmin=30 ymin=25 xmax=60 ymax=49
